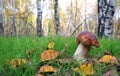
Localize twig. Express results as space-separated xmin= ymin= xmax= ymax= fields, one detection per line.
xmin=70 ymin=18 xmax=89 ymax=36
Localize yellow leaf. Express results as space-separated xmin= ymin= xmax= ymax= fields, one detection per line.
xmin=9 ymin=58 xmax=27 ymax=68
xmin=18 ymin=59 xmax=21 ymax=65
xmin=48 ymin=41 xmax=55 ymax=49
xmin=21 ymin=59 xmax=27 ymax=64
xmin=72 ymin=63 xmax=94 ymax=76
xmin=10 ymin=59 xmax=17 ymax=68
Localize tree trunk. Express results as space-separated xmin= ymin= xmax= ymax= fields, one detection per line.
xmin=0 ymin=14 xmax=4 ymax=36
xmin=10 ymin=16 xmax=16 ymax=36
xmin=0 ymin=0 xmax=4 ymax=36
xmin=37 ymin=0 xmax=43 ymax=36
xmin=98 ymin=0 xmax=116 ymax=38
xmin=54 ymin=0 xmax=60 ymax=34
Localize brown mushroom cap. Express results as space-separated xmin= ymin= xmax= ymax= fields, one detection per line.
xmin=41 ymin=50 xmax=59 ymax=61
xmin=39 ymin=65 xmax=57 ymax=73
xmin=76 ymin=31 xmax=100 ymax=47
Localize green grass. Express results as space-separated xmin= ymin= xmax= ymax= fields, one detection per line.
xmin=0 ymin=36 xmax=120 ymax=76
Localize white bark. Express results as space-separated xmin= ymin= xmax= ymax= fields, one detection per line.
xmin=98 ymin=0 xmax=116 ymax=37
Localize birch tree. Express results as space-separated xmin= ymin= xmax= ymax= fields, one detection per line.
xmin=0 ymin=0 xmax=4 ymax=36
xmin=98 ymin=0 xmax=116 ymax=38
xmin=37 ymin=0 xmax=43 ymax=36
xmin=54 ymin=0 xmax=60 ymax=34
xmin=10 ymin=0 xmax=16 ymax=36
xmin=3 ymin=0 xmax=17 ymax=36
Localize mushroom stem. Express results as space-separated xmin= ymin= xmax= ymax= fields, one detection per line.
xmin=73 ymin=43 xmax=90 ymax=61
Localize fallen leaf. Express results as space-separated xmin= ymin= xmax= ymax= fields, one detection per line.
xmin=41 ymin=50 xmax=59 ymax=61
xmin=48 ymin=41 xmax=55 ymax=49
xmin=10 ymin=59 xmax=17 ymax=68
xmin=39 ymin=65 xmax=57 ymax=73
xmin=21 ymin=58 xmax=27 ymax=64
xmin=72 ymin=63 xmax=94 ymax=75
xmin=9 ymin=58 xmax=27 ymax=68
xmin=99 ymin=55 xmax=119 ymax=64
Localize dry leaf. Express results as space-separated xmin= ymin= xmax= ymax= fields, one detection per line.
xmin=41 ymin=50 xmax=59 ymax=61
xmin=39 ymin=65 xmax=57 ymax=73
xmin=99 ymin=55 xmax=119 ymax=64
xmin=10 ymin=59 xmax=17 ymax=68
xmin=48 ymin=41 xmax=55 ymax=49
xmin=72 ymin=63 xmax=94 ymax=75
xmin=9 ymin=58 xmax=26 ymax=68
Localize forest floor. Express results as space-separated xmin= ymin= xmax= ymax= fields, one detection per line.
xmin=0 ymin=36 xmax=120 ymax=76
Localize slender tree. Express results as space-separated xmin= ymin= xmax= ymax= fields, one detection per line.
xmin=10 ymin=0 xmax=16 ymax=36
xmin=98 ymin=0 xmax=116 ymax=38
xmin=54 ymin=0 xmax=60 ymax=34
xmin=37 ymin=0 xmax=43 ymax=36
xmin=0 ymin=0 xmax=4 ymax=36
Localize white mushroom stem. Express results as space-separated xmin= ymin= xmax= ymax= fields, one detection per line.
xmin=73 ymin=43 xmax=90 ymax=61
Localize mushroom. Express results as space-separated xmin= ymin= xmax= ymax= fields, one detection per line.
xmin=73 ymin=31 xmax=100 ymax=61
xmin=38 ymin=65 xmax=57 ymax=73
xmin=40 ymin=50 xmax=59 ymax=61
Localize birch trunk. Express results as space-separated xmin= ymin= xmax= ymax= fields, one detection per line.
xmin=98 ymin=0 xmax=116 ymax=38
xmin=54 ymin=0 xmax=60 ymax=34
xmin=0 ymin=0 xmax=4 ymax=36
xmin=37 ymin=0 xmax=43 ymax=36
xmin=10 ymin=16 xmax=16 ymax=36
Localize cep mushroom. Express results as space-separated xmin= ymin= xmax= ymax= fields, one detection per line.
xmin=73 ymin=31 xmax=100 ymax=61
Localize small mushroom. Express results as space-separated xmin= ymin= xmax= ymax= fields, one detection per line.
xmin=99 ymin=54 xmax=119 ymax=64
xmin=38 ymin=65 xmax=57 ymax=73
xmin=73 ymin=31 xmax=100 ymax=61
xmin=40 ymin=50 xmax=59 ymax=61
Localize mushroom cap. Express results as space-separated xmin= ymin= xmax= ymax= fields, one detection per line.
xmin=39 ymin=65 xmax=57 ymax=73
xmin=41 ymin=50 xmax=59 ymax=61
xmin=76 ymin=31 xmax=99 ymax=47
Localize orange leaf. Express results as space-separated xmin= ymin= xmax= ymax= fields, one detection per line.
xmin=41 ymin=50 xmax=59 ymax=61
xmin=39 ymin=65 xmax=57 ymax=73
